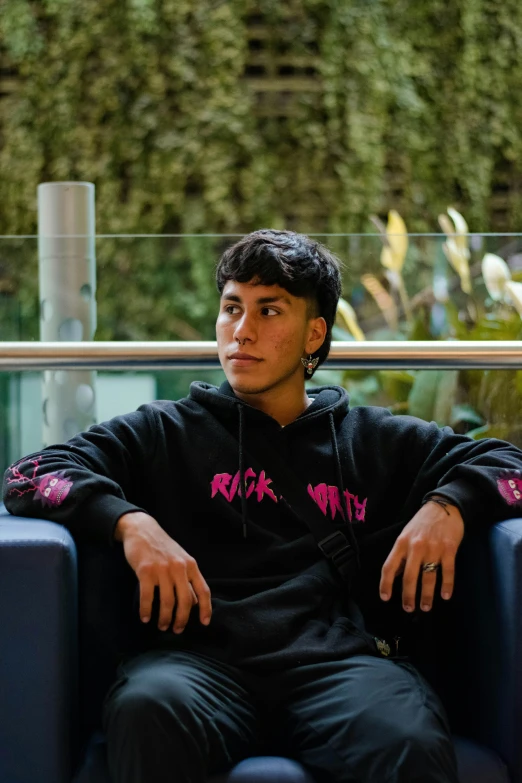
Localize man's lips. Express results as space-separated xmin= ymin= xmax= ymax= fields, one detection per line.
xmin=228 ymin=351 xmax=262 ymax=362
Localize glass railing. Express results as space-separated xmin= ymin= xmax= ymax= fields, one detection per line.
xmin=2 ymin=233 xmax=522 ymax=477
xmin=3 ymin=363 xmax=522 ymax=478
xmin=2 ymin=232 xmax=522 ymax=343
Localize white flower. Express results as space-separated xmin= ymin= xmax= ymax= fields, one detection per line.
xmin=504 ymin=281 xmax=522 ymax=318
xmin=439 ymin=208 xmax=471 ymax=294
xmin=481 ymin=253 xmax=511 ymax=301
xmin=447 ymin=207 xmax=470 ymax=257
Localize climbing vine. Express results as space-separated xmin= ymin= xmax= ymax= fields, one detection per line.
xmin=2 ymin=0 xmax=522 ymax=340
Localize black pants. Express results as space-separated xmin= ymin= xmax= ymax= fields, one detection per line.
xmin=102 ymin=650 xmax=459 ymax=783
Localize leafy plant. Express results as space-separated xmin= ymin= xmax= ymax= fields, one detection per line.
xmin=328 ymin=209 xmax=522 ymax=447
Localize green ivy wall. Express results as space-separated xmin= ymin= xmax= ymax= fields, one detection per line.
xmin=2 ymin=0 xmax=522 ymax=237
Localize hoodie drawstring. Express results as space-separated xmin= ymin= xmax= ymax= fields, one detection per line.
xmin=238 ymin=404 xmax=248 ymax=538
xmin=328 ymin=412 xmax=361 ymax=570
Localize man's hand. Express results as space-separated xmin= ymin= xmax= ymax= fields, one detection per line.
xmin=379 ymin=498 xmax=464 ymax=613
xmin=115 ymin=511 xmax=212 ymax=633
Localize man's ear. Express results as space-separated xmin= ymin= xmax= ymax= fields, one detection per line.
xmin=305 ymin=316 xmax=327 ymax=355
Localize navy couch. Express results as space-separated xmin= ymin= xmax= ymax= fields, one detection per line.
xmin=1 ymin=504 xmax=521 ymax=783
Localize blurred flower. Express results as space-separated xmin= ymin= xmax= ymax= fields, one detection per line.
xmin=361 ymin=273 xmax=398 ymax=331
xmin=481 ymin=253 xmax=511 ymax=301
xmin=504 ymin=281 xmax=522 ymax=318
xmin=447 ymin=207 xmax=470 ymax=255
xmin=438 ymin=207 xmax=471 ymax=294
xmin=380 ymin=210 xmax=409 ymax=273
xmin=336 ymin=298 xmax=365 ymax=341
xmin=369 ymin=210 xmax=412 ymax=323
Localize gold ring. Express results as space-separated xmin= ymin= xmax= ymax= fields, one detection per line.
xmin=422 ymin=562 xmax=440 ymax=573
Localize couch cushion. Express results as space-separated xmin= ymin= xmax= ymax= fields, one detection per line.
xmin=72 ymin=734 xmax=111 ymax=783
xmin=74 ymin=732 xmax=510 ymax=783
xmin=73 ymin=734 xmax=315 ymax=783
xmin=210 ymin=757 xmax=315 ymax=783
xmin=453 ymin=737 xmax=511 ymax=783
xmin=454 ymin=736 xmax=510 ymax=783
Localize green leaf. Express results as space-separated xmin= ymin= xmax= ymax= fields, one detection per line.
xmin=450 ymin=404 xmax=484 ymax=428
xmin=408 ymin=370 xmax=459 ymax=426
xmin=378 ymin=370 xmax=415 ymax=404
xmin=467 ymin=423 xmax=512 ymax=441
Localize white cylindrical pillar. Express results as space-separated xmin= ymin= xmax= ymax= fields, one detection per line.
xmin=38 ymin=182 xmax=97 ymax=445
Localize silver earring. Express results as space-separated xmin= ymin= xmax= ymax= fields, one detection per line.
xmin=301 ymin=354 xmax=319 ymax=376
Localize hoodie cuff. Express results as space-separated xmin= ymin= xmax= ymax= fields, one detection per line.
xmin=78 ymin=493 xmax=147 ymax=547
xmin=422 ymin=480 xmax=484 ymax=527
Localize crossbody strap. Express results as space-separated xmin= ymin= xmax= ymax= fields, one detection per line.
xmin=242 ymin=430 xmax=358 ymax=584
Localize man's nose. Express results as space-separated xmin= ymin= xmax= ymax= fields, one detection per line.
xmin=234 ymin=312 xmax=257 ymax=344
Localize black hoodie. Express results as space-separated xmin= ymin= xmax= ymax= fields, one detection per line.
xmin=4 ymin=381 xmax=522 ymax=671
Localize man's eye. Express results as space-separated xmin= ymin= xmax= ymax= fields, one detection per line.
xmin=224 ymin=305 xmax=240 ymax=315
xmin=261 ymin=307 xmax=279 ymax=316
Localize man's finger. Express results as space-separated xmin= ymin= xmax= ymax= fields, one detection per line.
xmin=380 ymin=544 xmax=406 ymax=600
xmin=171 ymin=578 xmax=194 ymax=634
xmin=401 ymin=549 xmax=423 ymax=612
xmin=139 ymin=575 xmax=155 ymax=623
xmin=419 ymin=561 xmax=439 ymax=612
xmin=440 ymin=553 xmax=456 ymax=600
xmin=191 ymin=571 xmax=212 ymax=625
xmin=157 ymin=574 xmax=176 ymax=630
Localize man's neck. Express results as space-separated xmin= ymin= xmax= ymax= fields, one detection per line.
xmin=234 ymin=384 xmax=312 ymax=427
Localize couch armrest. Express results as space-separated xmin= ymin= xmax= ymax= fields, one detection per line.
xmin=488 ymin=519 xmax=522 ymax=781
xmin=0 ymin=506 xmax=78 ymax=783
xmin=444 ymin=518 xmax=522 ymax=783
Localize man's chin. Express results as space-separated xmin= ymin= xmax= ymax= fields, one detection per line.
xmin=224 ymin=371 xmax=270 ymax=396
xmin=228 ymin=380 xmax=268 ymax=396
xmin=224 ymin=364 xmax=304 ymax=398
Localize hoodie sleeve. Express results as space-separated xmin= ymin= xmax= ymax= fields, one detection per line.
xmin=2 ymin=404 xmax=159 ymax=547
xmin=352 ymin=406 xmax=522 ymax=526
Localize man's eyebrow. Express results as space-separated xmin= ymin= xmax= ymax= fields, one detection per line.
xmin=221 ymin=293 xmax=292 ymax=305
xmin=221 ymin=294 xmax=241 ymax=302
xmin=256 ymin=295 xmax=292 ymax=305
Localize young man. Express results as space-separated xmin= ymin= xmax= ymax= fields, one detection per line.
xmin=4 ymin=229 xmax=522 ymax=783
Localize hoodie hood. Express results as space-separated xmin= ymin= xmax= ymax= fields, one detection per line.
xmin=188 ymin=380 xmax=350 ymax=428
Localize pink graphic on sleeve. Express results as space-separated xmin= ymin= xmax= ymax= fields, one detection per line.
xmin=497 ymin=475 xmax=522 ymax=506
xmin=5 ymin=457 xmax=42 ymax=498
xmin=6 ymin=458 xmax=73 ymax=508
xmin=35 ymin=472 xmax=73 ymax=507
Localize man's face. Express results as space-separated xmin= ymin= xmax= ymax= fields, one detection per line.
xmin=216 ymin=280 xmax=324 ymax=397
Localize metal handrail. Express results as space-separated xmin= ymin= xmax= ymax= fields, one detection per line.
xmin=0 ymin=341 xmax=521 ymax=371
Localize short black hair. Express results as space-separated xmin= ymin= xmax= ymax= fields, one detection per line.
xmin=216 ymin=229 xmax=342 ymax=375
